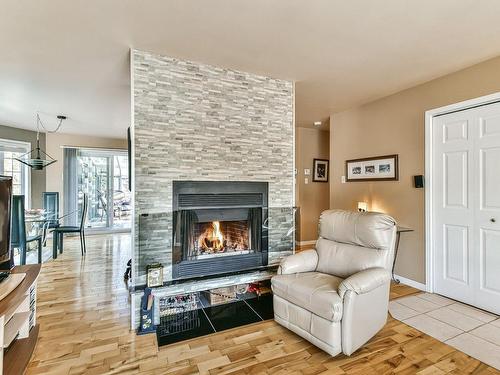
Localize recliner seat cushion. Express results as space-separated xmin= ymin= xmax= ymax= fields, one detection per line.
xmin=271 ymin=272 xmax=343 ymax=322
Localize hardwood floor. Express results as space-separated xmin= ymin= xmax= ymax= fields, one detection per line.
xmin=26 ymin=234 xmax=499 ymax=374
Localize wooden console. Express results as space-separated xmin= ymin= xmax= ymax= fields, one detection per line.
xmin=0 ymin=265 xmax=40 ymax=375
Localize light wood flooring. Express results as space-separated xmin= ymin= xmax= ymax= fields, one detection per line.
xmin=25 ymin=234 xmax=500 ymax=374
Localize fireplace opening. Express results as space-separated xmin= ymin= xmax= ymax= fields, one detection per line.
xmin=172 ymin=181 xmax=268 ymax=280
xmin=194 ymin=220 xmax=249 ymax=257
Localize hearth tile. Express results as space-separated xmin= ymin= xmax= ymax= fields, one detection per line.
xmin=157 ymin=309 xmax=215 ymax=346
xmin=244 ymin=294 xmax=274 ymax=320
xmin=204 ymin=301 xmax=262 ymax=332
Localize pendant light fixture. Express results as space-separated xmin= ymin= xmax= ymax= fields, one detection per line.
xmin=15 ymin=113 xmax=66 ymax=170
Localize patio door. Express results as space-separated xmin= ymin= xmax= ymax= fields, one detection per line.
xmin=64 ymin=148 xmax=131 ymax=232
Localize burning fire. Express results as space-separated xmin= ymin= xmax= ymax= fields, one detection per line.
xmin=197 ymin=220 xmax=250 ymax=254
xmin=198 ymin=221 xmax=225 ymax=252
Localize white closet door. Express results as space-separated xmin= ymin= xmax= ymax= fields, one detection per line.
xmin=433 ymin=109 xmax=475 ymax=305
xmin=474 ymin=103 xmax=500 ymax=313
xmin=433 ymin=102 xmax=500 ymax=314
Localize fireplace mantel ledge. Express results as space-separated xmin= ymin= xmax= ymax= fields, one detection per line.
xmin=129 ymin=268 xmax=277 ymax=298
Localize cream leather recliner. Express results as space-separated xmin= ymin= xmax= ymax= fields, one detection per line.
xmin=271 ymin=209 xmax=397 ymax=356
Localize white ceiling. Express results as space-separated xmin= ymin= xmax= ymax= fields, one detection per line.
xmin=2 ymin=1 xmax=500 ymax=138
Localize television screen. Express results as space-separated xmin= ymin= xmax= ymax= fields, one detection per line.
xmin=0 ymin=176 xmax=12 ymax=263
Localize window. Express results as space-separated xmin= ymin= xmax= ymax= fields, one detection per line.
xmin=63 ymin=147 xmax=130 ymax=231
xmin=0 ymin=138 xmax=31 ymax=207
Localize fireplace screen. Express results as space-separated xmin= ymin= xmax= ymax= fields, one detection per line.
xmin=194 ymin=220 xmax=250 ymax=257
xmin=172 ymin=181 xmax=268 ymax=280
xmin=175 ymin=207 xmax=262 ymax=261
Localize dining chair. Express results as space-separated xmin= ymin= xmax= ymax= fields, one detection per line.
xmin=52 ymin=194 xmax=88 ymax=258
xmin=42 ymin=192 xmax=60 ymax=246
xmin=11 ymin=195 xmax=43 ymax=264
xmin=42 ymin=192 xmax=60 ymax=228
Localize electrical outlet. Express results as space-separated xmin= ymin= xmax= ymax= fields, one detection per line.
xmin=305 ymin=177 xmax=309 ymax=184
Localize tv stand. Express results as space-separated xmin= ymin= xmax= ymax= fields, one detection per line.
xmin=0 ymin=265 xmax=40 ymax=375
xmin=0 ymin=273 xmax=9 ymax=285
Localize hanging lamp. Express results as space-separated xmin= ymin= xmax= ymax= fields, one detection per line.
xmin=15 ymin=113 xmax=66 ymax=170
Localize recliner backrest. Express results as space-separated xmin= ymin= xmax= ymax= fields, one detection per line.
xmin=315 ymin=210 xmax=397 ymax=278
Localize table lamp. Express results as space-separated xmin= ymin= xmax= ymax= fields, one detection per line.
xmin=358 ymin=202 xmax=368 ymax=212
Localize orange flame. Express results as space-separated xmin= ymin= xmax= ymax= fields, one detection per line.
xmin=199 ymin=221 xmax=225 ymax=252
xmin=211 ymin=221 xmax=224 ymax=250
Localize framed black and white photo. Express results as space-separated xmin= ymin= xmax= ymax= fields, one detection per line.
xmin=346 ymin=154 xmax=398 ymax=182
xmin=313 ymin=159 xmax=329 ymax=182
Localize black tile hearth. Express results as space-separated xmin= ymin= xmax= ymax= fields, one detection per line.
xmin=204 ymin=301 xmax=262 ymax=332
xmin=245 ymin=294 xmax=274 ymax=320
xmin=156 ymin=294 xmax=274 ymax=347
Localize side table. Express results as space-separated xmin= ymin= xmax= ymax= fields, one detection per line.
xmin=392 ymin=226 xmax=414 ymax=284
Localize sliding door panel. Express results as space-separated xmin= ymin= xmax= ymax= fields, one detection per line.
xmin=67 ymin=148 xmax=131 ymax=232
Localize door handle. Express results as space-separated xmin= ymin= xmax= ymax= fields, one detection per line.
xmin=491 ymin=218 xmax=497 ymax=223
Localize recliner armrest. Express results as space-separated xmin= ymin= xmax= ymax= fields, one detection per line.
xmin=338 ymin=267 xmax=390 ymax=299
xmin=277 ymin=249 xmax=318 ymax=275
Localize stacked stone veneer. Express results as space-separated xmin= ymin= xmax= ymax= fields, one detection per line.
xmin=132 ymin=49 xmax=294 ymax=287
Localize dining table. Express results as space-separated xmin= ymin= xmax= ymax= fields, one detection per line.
xmin=24 ymin=210 xmax=59 ymax=245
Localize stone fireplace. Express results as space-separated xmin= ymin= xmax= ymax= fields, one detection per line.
xmin=172 ymin=181 xmax=268 ymax=280
xmin=131 ymin=49 xmax=294 ymax=327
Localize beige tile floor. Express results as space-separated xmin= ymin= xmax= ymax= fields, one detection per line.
xmin=390 ymin=292 xmax=500 ymax=370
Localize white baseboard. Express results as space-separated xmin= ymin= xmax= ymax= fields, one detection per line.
xmin=394 ymin=275 xmax=426 ymax=291
xmin=297 ymin=240 xmax=316 ymax=246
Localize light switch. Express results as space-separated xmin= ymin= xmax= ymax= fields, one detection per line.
xmin=304 ymin=168 xmax=310 ymax=176
xmin=305 ymin=177 xmax=309 ymax=184
xmin=341 ymin=176 xmax=346 ymax=183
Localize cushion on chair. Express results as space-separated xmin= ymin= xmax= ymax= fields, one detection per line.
xmin=271 ymin=272 xmax=343 ymax=322
xmin=315 ymin=238 xmax=389 ymax=278
xmin=26 ymin=235 xmax=42 ymax=242
xmin=54 ymin=226 xmax=80 ymax=232
xmin=316 ymin=210 xmax=397 ymax=277
xmin=319 ymin=210 xmax=395 ymax=250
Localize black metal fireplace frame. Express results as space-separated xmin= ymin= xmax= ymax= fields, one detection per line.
xmin=172 ymin=181 xmax=269 ymax=280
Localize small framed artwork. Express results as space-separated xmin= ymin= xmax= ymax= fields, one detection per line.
xmin=147 ymin=263 xmax=164 ymax=288
xmin=346 ymin=154 xmax=398 ymax=182
xmin=313 ymin=159 xmax=329 ymax=182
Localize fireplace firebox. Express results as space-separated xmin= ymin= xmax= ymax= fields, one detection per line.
xmin=172 ymin=181 xmax=268 ymax=280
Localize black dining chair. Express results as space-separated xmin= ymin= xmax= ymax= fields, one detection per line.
xmin=42 ymin=192 xmax=60 ymax=228
xmin=11 ymin=195 xmax=43 ymax=264
xmin=52 ymin=194 xmax=88 ymax=258
xmin=42 ymin=192 xmax=60 ymax=246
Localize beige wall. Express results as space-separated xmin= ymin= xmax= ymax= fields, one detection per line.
xmin=45 ymin=132 xmax=127 ymax=214
xmin=330 ymin=55 xmax=500 ymax=284
xmin=296 ymin=127 xmax=330 ymax=242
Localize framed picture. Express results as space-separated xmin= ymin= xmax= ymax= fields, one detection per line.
xmin=313 ymin=159 xmax=329 ymax=182
xmin=346 ymin=154 xmax=398 ymax=182
xmin=147 ymin=263 xmax=164 ymax=287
